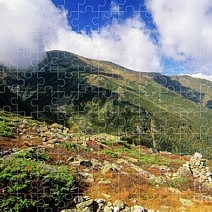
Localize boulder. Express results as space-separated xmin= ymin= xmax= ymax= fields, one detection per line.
xmin=101 ymin=163 xmax=121 ymax=174
xmin=113 ymin=200 xmax=125 ymax=210
xmin=193 ymin=152 xmax=203 ymax=159
xmin=131 ymin=205 xmax=146 ymax=212
xmin=177 ymin=166 xmax=192 ymax=177
xmin=104 ymin=206 xmax=113 ymax=212
xmin=76 ymin=199 xmax=93 ymax=209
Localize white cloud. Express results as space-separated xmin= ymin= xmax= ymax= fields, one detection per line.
xmin=0 ymin=0 xmax=68 ymax=68
xmin=147 ymin=0 xmax=212 ymax=78
xmin=0 ymin=0 xmax=161 ymax=72
xmin=188 ymin=73 xmax=212 ymax=81
xmin=110 ymin=1 xmax=120 ymax=15
xmin=49 ymin=16 xmax=161 ymax=72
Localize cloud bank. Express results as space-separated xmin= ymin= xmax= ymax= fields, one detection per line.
xmin=0 ymin=0 xmax=67 ymax=68
xmin=49 ymin=16 xmax=161 ymax=72
xmin=147 ymin=0 xmax=212 ymax=77
xmin=0 ymin=0 xmax=211 ymax=80
xmin=0 ymin=0 xmax=161 ymax=72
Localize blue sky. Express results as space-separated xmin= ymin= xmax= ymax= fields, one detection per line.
xmin=0 ymin=0 xmax=211 ymax=80
xmin=52 ymin=0 xmax=155 ymax=32
xmin=50 ymin=0 xmax=212 ymax=80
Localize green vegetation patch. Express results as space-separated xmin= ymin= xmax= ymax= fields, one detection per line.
xmin=0 ymin=152 xmax=76 ymax=211
xmin=167 ymin=177 xmax=189 ymax=191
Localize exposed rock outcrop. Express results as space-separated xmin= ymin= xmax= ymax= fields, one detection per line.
xmin=177 ymin=152 xmax=212 ymax=184
xmin=60 ymin=196 xmax=151 ymax=212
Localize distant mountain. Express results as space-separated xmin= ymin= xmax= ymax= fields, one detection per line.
xmin=0 ymin=50 xmax=211 ymax=158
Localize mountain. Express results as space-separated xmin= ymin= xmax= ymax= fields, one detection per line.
xmin=0 ymin=50 xmax=212 ymax=158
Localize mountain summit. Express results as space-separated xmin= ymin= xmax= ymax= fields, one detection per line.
xmin=0 ymin=50 xmax=211 ymax=158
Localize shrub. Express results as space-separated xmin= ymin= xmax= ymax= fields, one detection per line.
xmin=101 ymin=149 xmax=120 ymax=158
xmin=60 ymin=142 xmax=77 ymax=151
xmin=0 ymin=121 xmax=13 ymax=137
xmin=0 ymin=154 xmax=76 ymax=211
xmin=167 ymin=177 xmax=189 ymax=191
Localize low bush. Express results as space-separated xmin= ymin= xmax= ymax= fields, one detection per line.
xmin=167 ymin=177 xmax=189 ymax=191
xmin=0 ymin=153 xmax=76 ymax=211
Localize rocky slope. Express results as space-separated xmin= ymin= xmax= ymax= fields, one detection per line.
xmin=0 ymin=117 xmax=211 ymax=211
xmin=0 ymin=51 xmax=212 ymax=158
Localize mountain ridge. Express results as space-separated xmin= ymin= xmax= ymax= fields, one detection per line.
xmin=0 ymin=50 xmax=211 ymax=158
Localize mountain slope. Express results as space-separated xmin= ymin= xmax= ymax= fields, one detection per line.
xmin=0 ymin=50 xmax=211 ymax=158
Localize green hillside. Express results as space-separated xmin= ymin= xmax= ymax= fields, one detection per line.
xmin=0 ymin=50 xmax=211 ymax=158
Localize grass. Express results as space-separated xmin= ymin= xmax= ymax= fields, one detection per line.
xmin=60 ymin=142 xmax=78 ymax=151
xmin=1 ymin=51 xmax=212 ymax=159
xmin=0 ymin=151 xmax=76 ymax=211
xmin=101 ymin=149 xmax=120 ymax=158
xmin=0 ymin=120 xmax=13 ymax=136
xmin=167 ymin=177 xmax=189 ymax=191
xmin=112 ymin=147 xmax=184 ymax=167
xmin=0 ymin=110 xmax=40 ymax=137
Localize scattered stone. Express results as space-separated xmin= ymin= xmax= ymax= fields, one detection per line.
xmin=113 ymin=200 xmax=125 ymax=210
xmin=113 ymin=206 xmax=120 ymax=212
xmin=98 ymin=180 xmax=112 ymax=185
xmin=150 ymin=165 xmax=170 ymax=172
xmin=131 ymin=205 xmax=146 ymax=212
xmin=76 ymin=199 xmax=93 ymax=209
xmin=129 ymin=163 xmax=151 ymax=176
xmin=101 ymin=162 xmax=121 ymax=174
xmin=177 ymin=166 xmax=192 ymax=177
xmin=168 ymin=187 xmax=181 ymax=194
xmin=80 ymin=160 xmax=93 ymax=167
xmin=104 ymin=206 xmax=113 ymax=212
xmin=193 ymin=152 xmax=203 ymax=159
xmin=177 ymin=152 xmax=212 ymax=184
xmin=179 ymin=198 xmax=193 ymax=207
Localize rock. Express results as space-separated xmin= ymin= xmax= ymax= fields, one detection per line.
xmin=67 ymin=157 xmax=75 ymax=162
xmin=177 ymin=166 xmax=192 ymax=177
xmin=123 ymin=156 xmax=139 ymax=163
xmin=193 ymin=152 xmax=203 ymax=159
xmin=179 ymin=198 xmax=193 ymax=207
xmin=177 ymin=152 xmax=212 ymax=184
xmin=81 ymin=207 xmax=93 ymax=212
xmin=101 ymin=163 xmax=121 ymax=174
xmin=123 ymin=206 xmax=131 ymax=212
xmin=113 ymin=200 xmax=125 ymax=209
xmin=150 ymin=165 xmax=170 ymax=172
xmin=104 ymin=206 xmax=113 ymax=212
xmin=76 ymin=199 xmax=93 ymax=209
xmin=95 ymin=198 xmax=106 ymax=204
xmin=114 ymin=206 xmax=120 ymax=212
xmin=73 ymin=196 xmax=84 ymax=204
xmin=150 ymin=176 xmax=166 ymax=185
xmin=98 ymin=180 xmax=112 ymax=185
xmin=116 ymin=158 xmax=127 ymax=164
xmin=168 ymin=187 xmax=181 ymax=194
xmin=130 ymin=163 xmax=151 ymax=176
xmin=80 ymin=160 xmax=93 ymax=167
xmin=78 ymin=172 xmax=94 ymax=183
xmin=83 ymin=177 xmax=94 ymax=184
xmin=91 ymin=158 xmax=103 ymax=170
xmin=131 ymin=205 xmax=146 ymax=212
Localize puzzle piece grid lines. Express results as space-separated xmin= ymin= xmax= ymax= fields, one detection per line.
xmin=0 ymin=1 xmax=211 ymax=212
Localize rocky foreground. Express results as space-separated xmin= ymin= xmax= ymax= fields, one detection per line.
xmin=0 ymin=120 xmax=211 ymax=211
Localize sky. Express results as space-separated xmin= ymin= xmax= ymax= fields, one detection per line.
xmin=0 ymin=0 xmax=212 ymax=81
